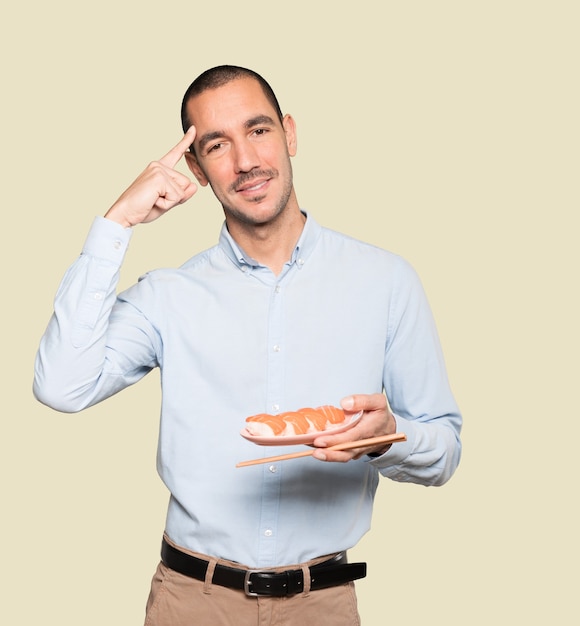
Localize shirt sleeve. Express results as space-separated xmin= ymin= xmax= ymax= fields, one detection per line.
xmin=33 ymin=217 xmax=159 ymax=412
xmin=370 ymin=257 xmax=462 ymax=486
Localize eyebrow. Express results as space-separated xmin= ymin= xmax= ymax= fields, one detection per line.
xmin=245 ymin=114 xmax=276 ymax=129
xmin=197 ymin=130 xmax=225 ymax=154
xmin=197 ymin=115 xmax=277 ymax=154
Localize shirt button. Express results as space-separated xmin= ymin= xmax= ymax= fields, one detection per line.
xmin=275 ymin=285 xmax=281 ymax=294
xmin=113 ymin=240 xmax=122 ymax=250
xmin=297 ymin=258 xmax=305 ymax=267
xmin=273 ymin=345 xmax=281 ymax=352
xmin=272 ymin=404 xmax=280 ymax=412
xmin=269 ymin=465 xmax=277 ymax=473
xmin=264 ymin=529 xmax=273 ymax=537
xmin=93 ymin=292 xmax=103 ymax=300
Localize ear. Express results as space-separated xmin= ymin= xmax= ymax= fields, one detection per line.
xmin=282 ymin=114 xmax=297 ymax=157
xmin=184 ymin=151 xmax=209 ymax=187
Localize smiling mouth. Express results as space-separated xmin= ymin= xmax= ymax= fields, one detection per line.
xmin=230 ymin=169 xmax=278 ymax=194
xmin=237 ymin=179 xmax=269 ymax=193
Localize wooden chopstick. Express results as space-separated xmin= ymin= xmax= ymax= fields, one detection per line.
xmin=236 ymin=433 xmax=407 ymax=467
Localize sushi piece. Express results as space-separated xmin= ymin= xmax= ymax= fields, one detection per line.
xmin=316 ymin=405 xmax=346 ymax=427
xmin=297 ymin=407 xmax=328 ymax=431
xmin=279 ymin=411 xmax=311 ymax=435
xmin=245 ymin=413 xmax=286 ymax=436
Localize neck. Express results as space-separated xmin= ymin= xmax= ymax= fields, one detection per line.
xmin=225 ymin=194 xmax=305 ymax=275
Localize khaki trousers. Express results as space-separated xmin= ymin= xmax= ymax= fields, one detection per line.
xmin=144 ymin=541 xmax=361 ymax=626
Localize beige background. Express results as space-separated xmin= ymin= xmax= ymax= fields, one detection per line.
xmin=1 ymin=1 xmax=578 ymax=624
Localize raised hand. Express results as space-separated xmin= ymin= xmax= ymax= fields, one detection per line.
xmin=105 ymin=126 xmax=198 ymax=228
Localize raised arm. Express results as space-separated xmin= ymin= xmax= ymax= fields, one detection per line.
xmin=33 ymin=130 xmax=199 ymax=413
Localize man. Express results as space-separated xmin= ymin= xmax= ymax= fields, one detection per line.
xmin=34 ymin=65 xmax=462 ymax=625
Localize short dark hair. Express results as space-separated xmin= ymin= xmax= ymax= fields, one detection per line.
xmin=180 ymin=65 xmax=284 ymax=134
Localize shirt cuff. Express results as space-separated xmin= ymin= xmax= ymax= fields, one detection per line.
xmin=82 ymin=216 xmax=133 ymax=265
xmin=366 ymin=413 xmax=415 ymax=466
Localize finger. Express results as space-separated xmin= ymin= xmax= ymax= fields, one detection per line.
xmin=159 ymin=126 xmax=197 ymax=169
xmin=310 ymin=428 xmax=362 ymax=455
xmin=312 ymin=440 xmax=382 ymax=463
xmin=340 ymin=393 xmax=387 ymax=414
xmin=165 ymin=167 xmax=197 ymax=191
xmin=312 ymin=448 xmax=353 ymax=463
xmin=153 ymin=177 xmax=198 ymax=211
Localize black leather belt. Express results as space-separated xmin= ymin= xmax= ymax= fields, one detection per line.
xmin=161 ymin=538 xmax=367 ymax=596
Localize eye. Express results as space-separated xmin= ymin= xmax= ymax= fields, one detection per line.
xmin=208 ymin=142 xmax=223 ymax=153
xmin=252 ymin=128 xmax=269 ymax=137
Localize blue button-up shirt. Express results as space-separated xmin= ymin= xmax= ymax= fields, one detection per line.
xmin=34 ymin=212 xmax=461 ymax=568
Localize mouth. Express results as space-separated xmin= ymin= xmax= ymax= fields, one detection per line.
xmin=230 ymin=169 xmax=278 ymax=196
xmin=236 ymin=178 xmax=270 ymax=195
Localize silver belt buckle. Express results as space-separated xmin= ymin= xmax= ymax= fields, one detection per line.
xmin=244 ymin=570 xmax=260 ymax=597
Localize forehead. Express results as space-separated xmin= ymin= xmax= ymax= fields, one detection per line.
xmin=186 ymin=77 xmax=278 ymax=132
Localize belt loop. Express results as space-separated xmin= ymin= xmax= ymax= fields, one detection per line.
xmin=203 ymin=558 xmax=218 ymax=595
xmin=301 ymin=564 xmax=311 ymax=597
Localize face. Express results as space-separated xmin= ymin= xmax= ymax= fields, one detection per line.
xmin=184 ymin=77 xmax=298 ymax=228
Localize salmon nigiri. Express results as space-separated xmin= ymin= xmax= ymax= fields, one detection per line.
xmin=316 ymin=405 xmax=346 ymax=426
xmin=297 ymin=407 xmax=328 ymax=431
xmin=280 ymin=411 xmax=311 ymax=435
xmin=245 ymin=413 xmax=286 ymax=436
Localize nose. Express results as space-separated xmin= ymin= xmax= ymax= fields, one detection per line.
xmin=232 ymin=139 xmax=260 ymax=173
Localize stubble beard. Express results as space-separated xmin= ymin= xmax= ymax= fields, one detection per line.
xmin=217 ymin=165 xmax=295 ymax=228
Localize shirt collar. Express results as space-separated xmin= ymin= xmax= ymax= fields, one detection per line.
xmin=218 ymin=210 xmax=321 ymax=272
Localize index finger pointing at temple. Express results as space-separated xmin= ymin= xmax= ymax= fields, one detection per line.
xmin=159 ymin=126 xmax=197 ymax=168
